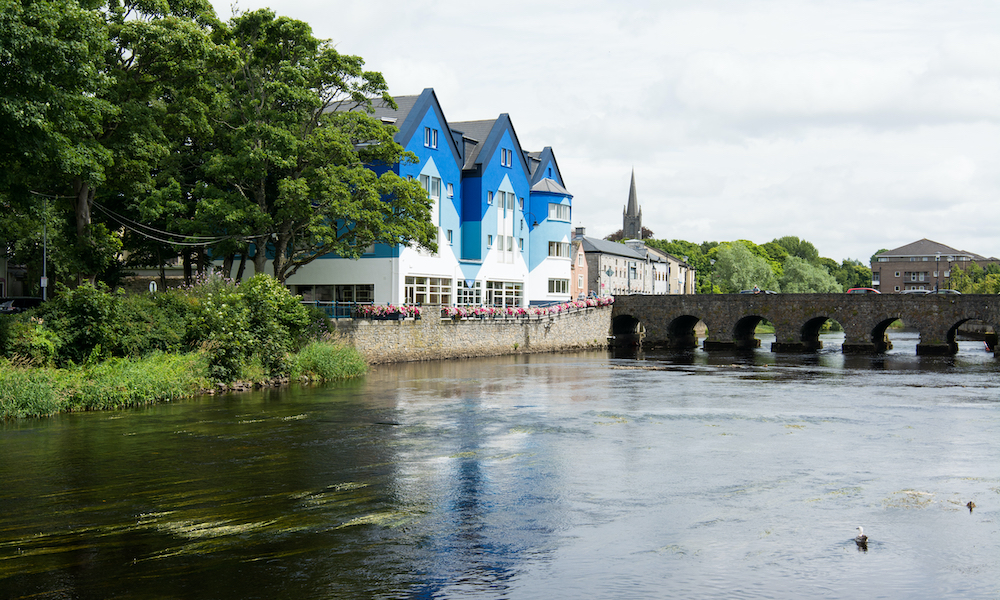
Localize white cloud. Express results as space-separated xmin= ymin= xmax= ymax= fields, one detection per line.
xmin=210 ymin=0 xmax=1000 ymax=262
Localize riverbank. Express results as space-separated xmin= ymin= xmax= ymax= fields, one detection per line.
xmin=0 ymin=341 xmax=367 ymax=420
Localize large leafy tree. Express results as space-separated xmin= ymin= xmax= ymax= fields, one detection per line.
xmin=780 ymin=256 xmax=843 ymax=293
xmin=201 ymin=9 xmax=436 ymax=283
xmin=713 ymin=241 xmax=779 ymax=292
xmin=0 ymin=0 xmax=221 ymax=286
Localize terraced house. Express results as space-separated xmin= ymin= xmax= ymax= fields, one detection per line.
xmin=283 ymin=88 xmax=574 ymax=308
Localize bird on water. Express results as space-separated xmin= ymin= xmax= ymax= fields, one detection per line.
xmin=966 ymin=501 xmax=976 ymax=513
xmin=855 ymin=526 xmax=868 ymax=549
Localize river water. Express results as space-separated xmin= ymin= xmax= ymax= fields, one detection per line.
xmin=1 ymin=331 xmax=998 ymax=599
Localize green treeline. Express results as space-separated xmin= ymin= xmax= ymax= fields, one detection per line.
xmin=0 ymin=275 xmax=367 ymax=419
xmin=1 ymin=0 xmax=435 ymax=290
xmin=948 ymin=262 xmax=1000 ymax=294
xmin=643 ymin=236 xmax=873 ymax=294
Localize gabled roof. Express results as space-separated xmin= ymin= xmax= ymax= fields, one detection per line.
xmin=580 ymin=236 xmax=648 ymax=260
xmin=527 ymin=147 xmax=565 ymax=186
xmin=451 ymin=114 xmax=529 ymax=177
xmin=531 ymin=178 xmax=569 ymax=195
xmin=332 ymin=88 xmax=463 ymax=166
xmin=878 ymin=239 xmax=985 ymax=259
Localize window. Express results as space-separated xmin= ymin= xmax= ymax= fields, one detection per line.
xmin=419 ymin=174 xmax=441 ymax=199
xmin=519 ymin=197 xmax=524 ymax=210
xmin=548 ymin=279 xmax=569 ymax=294
xmin=424 ymin=127 xmax=438 ymax=148
xmin=488 ymin=191 xmax=493 ymax=205
xmin=548 ymin=203 xmax=571 ymax=221
xmin=506 ymin=193 xmax=513 ymax=210
xmin=578 ymin=274 xmax=584 ymax=288
xmin=446 ymin=229 xmax=453 ymax=244
xmin=488 ymin=234 xmax=494 ymax=247
xmin=486 ymin=280 xmax=522 ymax=307
xmin=895 ymin=271 xmax=901 ymax=277
xmin=457 ymin=280 xmax=481 ymax=305
xmin=500 ymin=148 xmax=512 ymax=167
xmin=518 ymin=238 xmax=523 ymax=251
xmin=331 ymin=284 xmax=373 ymax=303
xmin=405 ymin=276 xmax=451 ymax=304
xmin=447 ymin=183 xmax=454 ymax=198
xmin=507 ymin=236 xmax=513 ymax=251
xmin=577 ymin=253 xmax=584 ymax=267
xmin=548 ymin=241 xmax=571 ymax=258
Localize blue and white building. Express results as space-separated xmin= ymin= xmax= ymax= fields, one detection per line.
xmin=283 ymin=88 xmax=574 ymax=307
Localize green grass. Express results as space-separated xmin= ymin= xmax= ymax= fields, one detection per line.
xmin=1 ymin=342 xmax=369 ymax=420
xmin=291 ymin=341 xmax=368 ymax=382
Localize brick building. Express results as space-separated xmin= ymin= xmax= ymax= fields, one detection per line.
xmin=871 ymin=239 xmax=1000 ymax=293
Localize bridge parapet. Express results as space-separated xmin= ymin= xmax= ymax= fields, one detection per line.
xmin=612 ymin=293 xmax=1000 ymax=356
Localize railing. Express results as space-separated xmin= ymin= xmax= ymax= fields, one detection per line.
xmin=300 ymin=301 xmax=372 ymax=319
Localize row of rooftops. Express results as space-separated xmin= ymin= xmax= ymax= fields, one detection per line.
xmin=572 ymin=227 xmax=693 ymax=268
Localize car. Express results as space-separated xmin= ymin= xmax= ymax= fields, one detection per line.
xmin=933 ymin=289 xmax=961 ymax=294
xmin=901 ymin=289 xmax=931 ymax=294
xmin=739 ymin=289 xmax=777 ymax=294
xmin=0 ymin=297 xmax=44 ymax=314
xmin=846 ymin=287 xmax=881 ymax=294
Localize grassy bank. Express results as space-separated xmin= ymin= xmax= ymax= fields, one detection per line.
xmin=0 ymin=342 xmax=368 ymax=420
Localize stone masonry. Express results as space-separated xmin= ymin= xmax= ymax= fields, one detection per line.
xmin=333 ymin=305 xmax=613 ymax=364
xmin=613 ymin=293 xmax=1000 ymax=356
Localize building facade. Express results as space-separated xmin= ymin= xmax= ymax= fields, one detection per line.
xmin=275 ymin=88 xmax=574 ymax=307
xmin=871 ymin=238 xmax=1000 ymax=292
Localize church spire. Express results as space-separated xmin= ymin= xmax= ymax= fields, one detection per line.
xmin=626 ymin=169 xmax=640 ymax=217
xmin=623 ymin=169 xmax=643 ymax=239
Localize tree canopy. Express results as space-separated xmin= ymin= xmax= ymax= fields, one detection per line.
xmin=1 ymin=1 xmax=437 ymax=290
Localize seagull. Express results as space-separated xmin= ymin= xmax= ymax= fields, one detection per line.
xmin=855 ymin=526 xmax=868 ymax=548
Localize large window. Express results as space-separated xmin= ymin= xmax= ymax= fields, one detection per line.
xmin=548 ymin=241 xmax=571 ymax=258
xmin=548 ymin=279 xmax=569 ymax=294
xmin=548 ymin=203 xmax=571 ymax=221
xmin=405 ymin=276 xmax=451 ymax=304
xmin=486 ymin=280 xmax=522 ymax=307
xmin=424 ymin=127 xmax=438 ymax=148
xmin=457 ymin=280 xmax=481 ymax=306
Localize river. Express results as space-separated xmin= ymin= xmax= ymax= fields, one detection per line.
xmin=1 ymin=331 xmax=998 ymax=599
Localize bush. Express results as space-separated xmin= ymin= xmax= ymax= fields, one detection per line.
xmin=3 ymin=315 xmax=61 ymax=366
xmin=241 ymin=274 xmax=311 ymax=377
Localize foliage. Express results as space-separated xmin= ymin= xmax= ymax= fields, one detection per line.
xmin=604 ymin=226 xmax=654 ymax=241
xmin=291 ymin=340 xmax=367 ymax=382
xmin=948 ymin=263 xmax=1000 ymax=294
xmin=241 ymin=274 xmax=311 ymax=376
xmin=772 ymin=236 xmax=819 ymax=264
xmin=713 ymin=241 xmax=779 ymax=292
xmin=643 ymin=239 xmax=716 ymax=293
xmin=779 ymin=257 xmax=843 ymax=293
xmin=826 ymin=258 xmax=873 ymax=290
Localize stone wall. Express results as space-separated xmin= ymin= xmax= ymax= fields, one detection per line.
xmin=332 ymin=305 xmax=613 ymax=364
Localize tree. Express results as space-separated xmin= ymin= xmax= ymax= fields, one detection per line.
xmin=605 ymin=226 xmax=654 ymax=242
xmin=201 ymin=9 xmax=436 ymax=282
xmin=713 ymin=241 xmax=779 ymax=292
xmin=773 ymin=236 xmax=819 ymax=264
xmin=780 ymin=256 xmax=843 ymax=293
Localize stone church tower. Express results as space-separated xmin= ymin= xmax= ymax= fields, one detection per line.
xmin=623 ymin=170 xmax=643 ymax=239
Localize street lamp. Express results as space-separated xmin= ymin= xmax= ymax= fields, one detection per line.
xmin=935 ymin=252 xmax=941 ymax=292
xmin=710 ymin=259 xmax=716 ymax=294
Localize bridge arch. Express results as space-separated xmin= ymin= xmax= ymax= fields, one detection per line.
xmin=665 ymin=314 xmax=702 ymax=349
xmin=733 ymin=315 xmax=766 ymax=350
xmin=610 ymin=314 xmax=644 ymax=347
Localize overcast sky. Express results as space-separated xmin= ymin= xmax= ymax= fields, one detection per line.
xmin=212 ymin=0 xmax=1000 ymax=263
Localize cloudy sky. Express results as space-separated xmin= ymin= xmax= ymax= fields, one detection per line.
xmin=211 ymin=0 xmax=1000 ymax=263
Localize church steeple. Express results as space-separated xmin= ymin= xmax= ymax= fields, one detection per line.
xmin=623 ymin=169 xmax=643 ymax=239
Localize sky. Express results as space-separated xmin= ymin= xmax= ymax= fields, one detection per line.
xmin=210 ymin=0 xmax=1000 ymax=263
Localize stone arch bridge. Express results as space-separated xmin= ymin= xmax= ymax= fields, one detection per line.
xmin=611 ymin=294 xmax=1000 ymax=355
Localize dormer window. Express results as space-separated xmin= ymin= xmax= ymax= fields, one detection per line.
xmin=424 ymin=127 xmax=438 ymax=149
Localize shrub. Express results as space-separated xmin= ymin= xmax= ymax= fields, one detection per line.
xmin=4 ymin=315 xmax=61 ymax=366
xmin=240 ymin=274 xmax=311 ymax=377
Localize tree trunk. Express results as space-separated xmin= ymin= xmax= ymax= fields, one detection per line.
xmin=222 ymin=253 xmax=234 ymax=279
xmin=72 ymin=178 xmax=97 ymax=286
xmin=235 ymin=253 xmax=247 ymax=282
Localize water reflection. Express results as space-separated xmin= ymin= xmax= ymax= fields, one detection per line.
xmin=1 ymin=345 xmax=998 ymax=599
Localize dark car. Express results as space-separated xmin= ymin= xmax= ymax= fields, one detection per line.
xmin=0 ymin=297 xmax=44 ymax=314
xmin=933 ymin=289 xmax=961 ymax=294
xmin=846 ymin=287 xmax=881 ymax=294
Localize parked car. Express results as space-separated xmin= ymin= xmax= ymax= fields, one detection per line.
xmin=739 ymin=289 xmax=777 ymax=294
xmin=901 ymin=289 xmax=931 ymax=294
xmin=0 ymin=297 xmax=44 ymax=314
xmin=933 ymin=289 xmax=961 ymax=294
xmin=846 ymin=287 xmax=881 ymax=294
